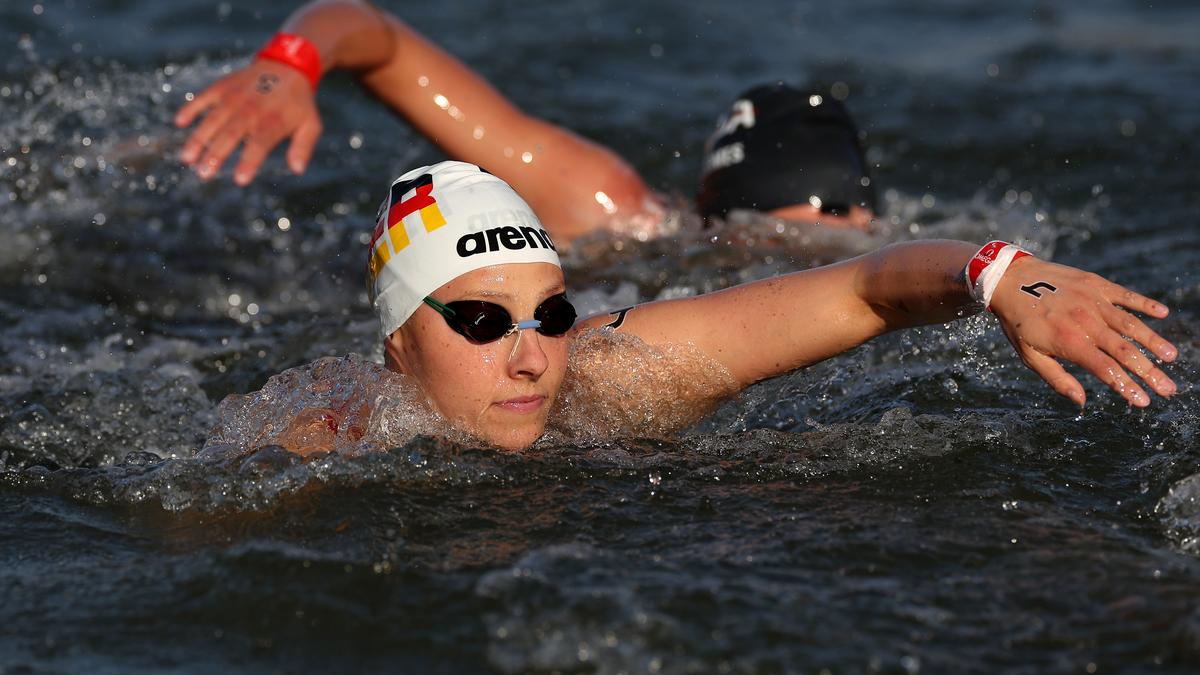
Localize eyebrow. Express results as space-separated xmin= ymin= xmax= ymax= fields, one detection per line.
xmin=458 ymin=283 xmax=565 ymax=301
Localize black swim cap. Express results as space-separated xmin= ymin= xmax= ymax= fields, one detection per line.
xmin=696 ymin=83 xmax=877 ymax=220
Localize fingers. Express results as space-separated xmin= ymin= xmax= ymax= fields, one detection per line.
xmin=193 ymin=106 xmax=255 ymax=180
xmin=1066 ymin=339 xmax=1153 ymax=407
xmin=1098 ymin=332 xmax=1177 ymax=399
xmin=1058 ymin=275 xmax=1178 ymax=405
xmin=184 ymin=105 xmax=314 ymax=183
xmin=1019 ymin=347 xmax=1086 ymax=407
xmin=1102 ymin=305 xmax=1179 ymax=363
xmin=180 ymin=100 xmax=244 ymax=173
xmin=234 ymin=126 xmax=291 ymax=186
xmin=174 ymin=84 xmax=222 ymax=129
xmin=286 ymin=117 xmax=322 ymax=174
xmin=1105 ymin=279 xmax=1170 ymax=319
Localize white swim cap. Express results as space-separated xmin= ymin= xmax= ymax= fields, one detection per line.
xmin=367 ymin=161 xmax=562 ymax=338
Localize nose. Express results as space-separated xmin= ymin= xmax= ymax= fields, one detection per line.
xmin=506 ymin=327 xmax=549 ymax=380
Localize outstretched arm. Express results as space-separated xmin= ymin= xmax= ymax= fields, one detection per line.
xmin=175 ymin=0 xmax=657 ymax=242
xmin=576 ymin=240 xmax=1178 ymax=407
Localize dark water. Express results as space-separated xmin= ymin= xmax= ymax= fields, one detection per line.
xmin=3 ymin=0 xmax=1200 ymax=672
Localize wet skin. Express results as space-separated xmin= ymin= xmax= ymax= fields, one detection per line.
xmin=384 ymin=263 xmax=569 ymax=451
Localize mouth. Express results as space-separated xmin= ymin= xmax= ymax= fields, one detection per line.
xmin=494 ymin=394 xmax=547 ymax=415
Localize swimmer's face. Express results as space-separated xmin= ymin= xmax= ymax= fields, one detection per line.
xmin=384 ymin=263 xmax=570 ymax=451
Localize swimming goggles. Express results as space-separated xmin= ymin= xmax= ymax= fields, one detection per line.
xmin=422 ymin=293 xmax=577 ymax=344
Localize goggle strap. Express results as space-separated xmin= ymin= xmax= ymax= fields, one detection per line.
xmin=422 ymin=296 xmax=456 ymax=317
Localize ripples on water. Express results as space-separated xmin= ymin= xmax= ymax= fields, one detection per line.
xmin=2 ymin=0 xmax=1200 ymax=672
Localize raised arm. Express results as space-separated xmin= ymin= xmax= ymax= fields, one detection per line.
xmin=357 ymin=13 xmax=657 ymax=241
xmin=576 ymin=240 xmax=1178 ymax=407
xmin=175 ymin=0 xmax=657 ymax=242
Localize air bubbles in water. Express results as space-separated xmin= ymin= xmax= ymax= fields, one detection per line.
xmin=942 ymin=377 xmax=959 ymax=395
xmin=549 ymin=329 xmax=737 ymax=443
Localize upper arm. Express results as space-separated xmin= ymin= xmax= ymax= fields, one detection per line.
xmin=574 ymin=256 xmax=887 ymax=387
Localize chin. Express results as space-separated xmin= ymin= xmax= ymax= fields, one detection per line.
xmin=483 ymin=421 xmax=547 ymax=451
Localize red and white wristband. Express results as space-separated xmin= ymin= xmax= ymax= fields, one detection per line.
xmin=255 ymin=33 xmax=323 ymax=90
xmin=965 ymin=240 xmax=1032 ymax=310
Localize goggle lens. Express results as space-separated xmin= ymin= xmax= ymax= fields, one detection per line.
xmin=534 ymin=293 xmax=577 ymax=336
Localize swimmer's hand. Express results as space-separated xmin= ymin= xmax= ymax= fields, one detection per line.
xmin=174 ymin=60 xmax=323 ymax=186
xmin=989 ymin=257 xmax=1178 ymax=408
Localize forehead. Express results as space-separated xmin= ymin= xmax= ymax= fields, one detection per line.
xmin=437 ymin=262 xmax=565 ymax=301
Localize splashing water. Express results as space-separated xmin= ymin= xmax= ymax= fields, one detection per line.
xmin=3 ymin=0 xmax=1200 ymax=672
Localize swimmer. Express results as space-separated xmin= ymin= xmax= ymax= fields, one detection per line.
xmin=259 ymin=160 xmax=1177 ymax=453
xmin=696 ymin=82 xmax=877 ymax=230
xmin=175 ymin=1 xmax=877 ymax=242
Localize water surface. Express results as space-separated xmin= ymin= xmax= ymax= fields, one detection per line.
xmin=2 ymin=0 xmax=1199 ymax=672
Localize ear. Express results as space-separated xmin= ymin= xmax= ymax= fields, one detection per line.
xmin=383 ymin=331 xmax=407 ymax=373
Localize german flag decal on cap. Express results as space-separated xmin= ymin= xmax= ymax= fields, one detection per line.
xmin=368 ymin=173 xmax=448 ymax=283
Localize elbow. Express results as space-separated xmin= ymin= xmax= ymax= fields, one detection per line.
xmin=854 ymin=245 xmax=913 ymax=330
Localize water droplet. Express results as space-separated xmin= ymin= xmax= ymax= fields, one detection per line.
xmin=594 ymin=191 xmax=617 ymax=214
